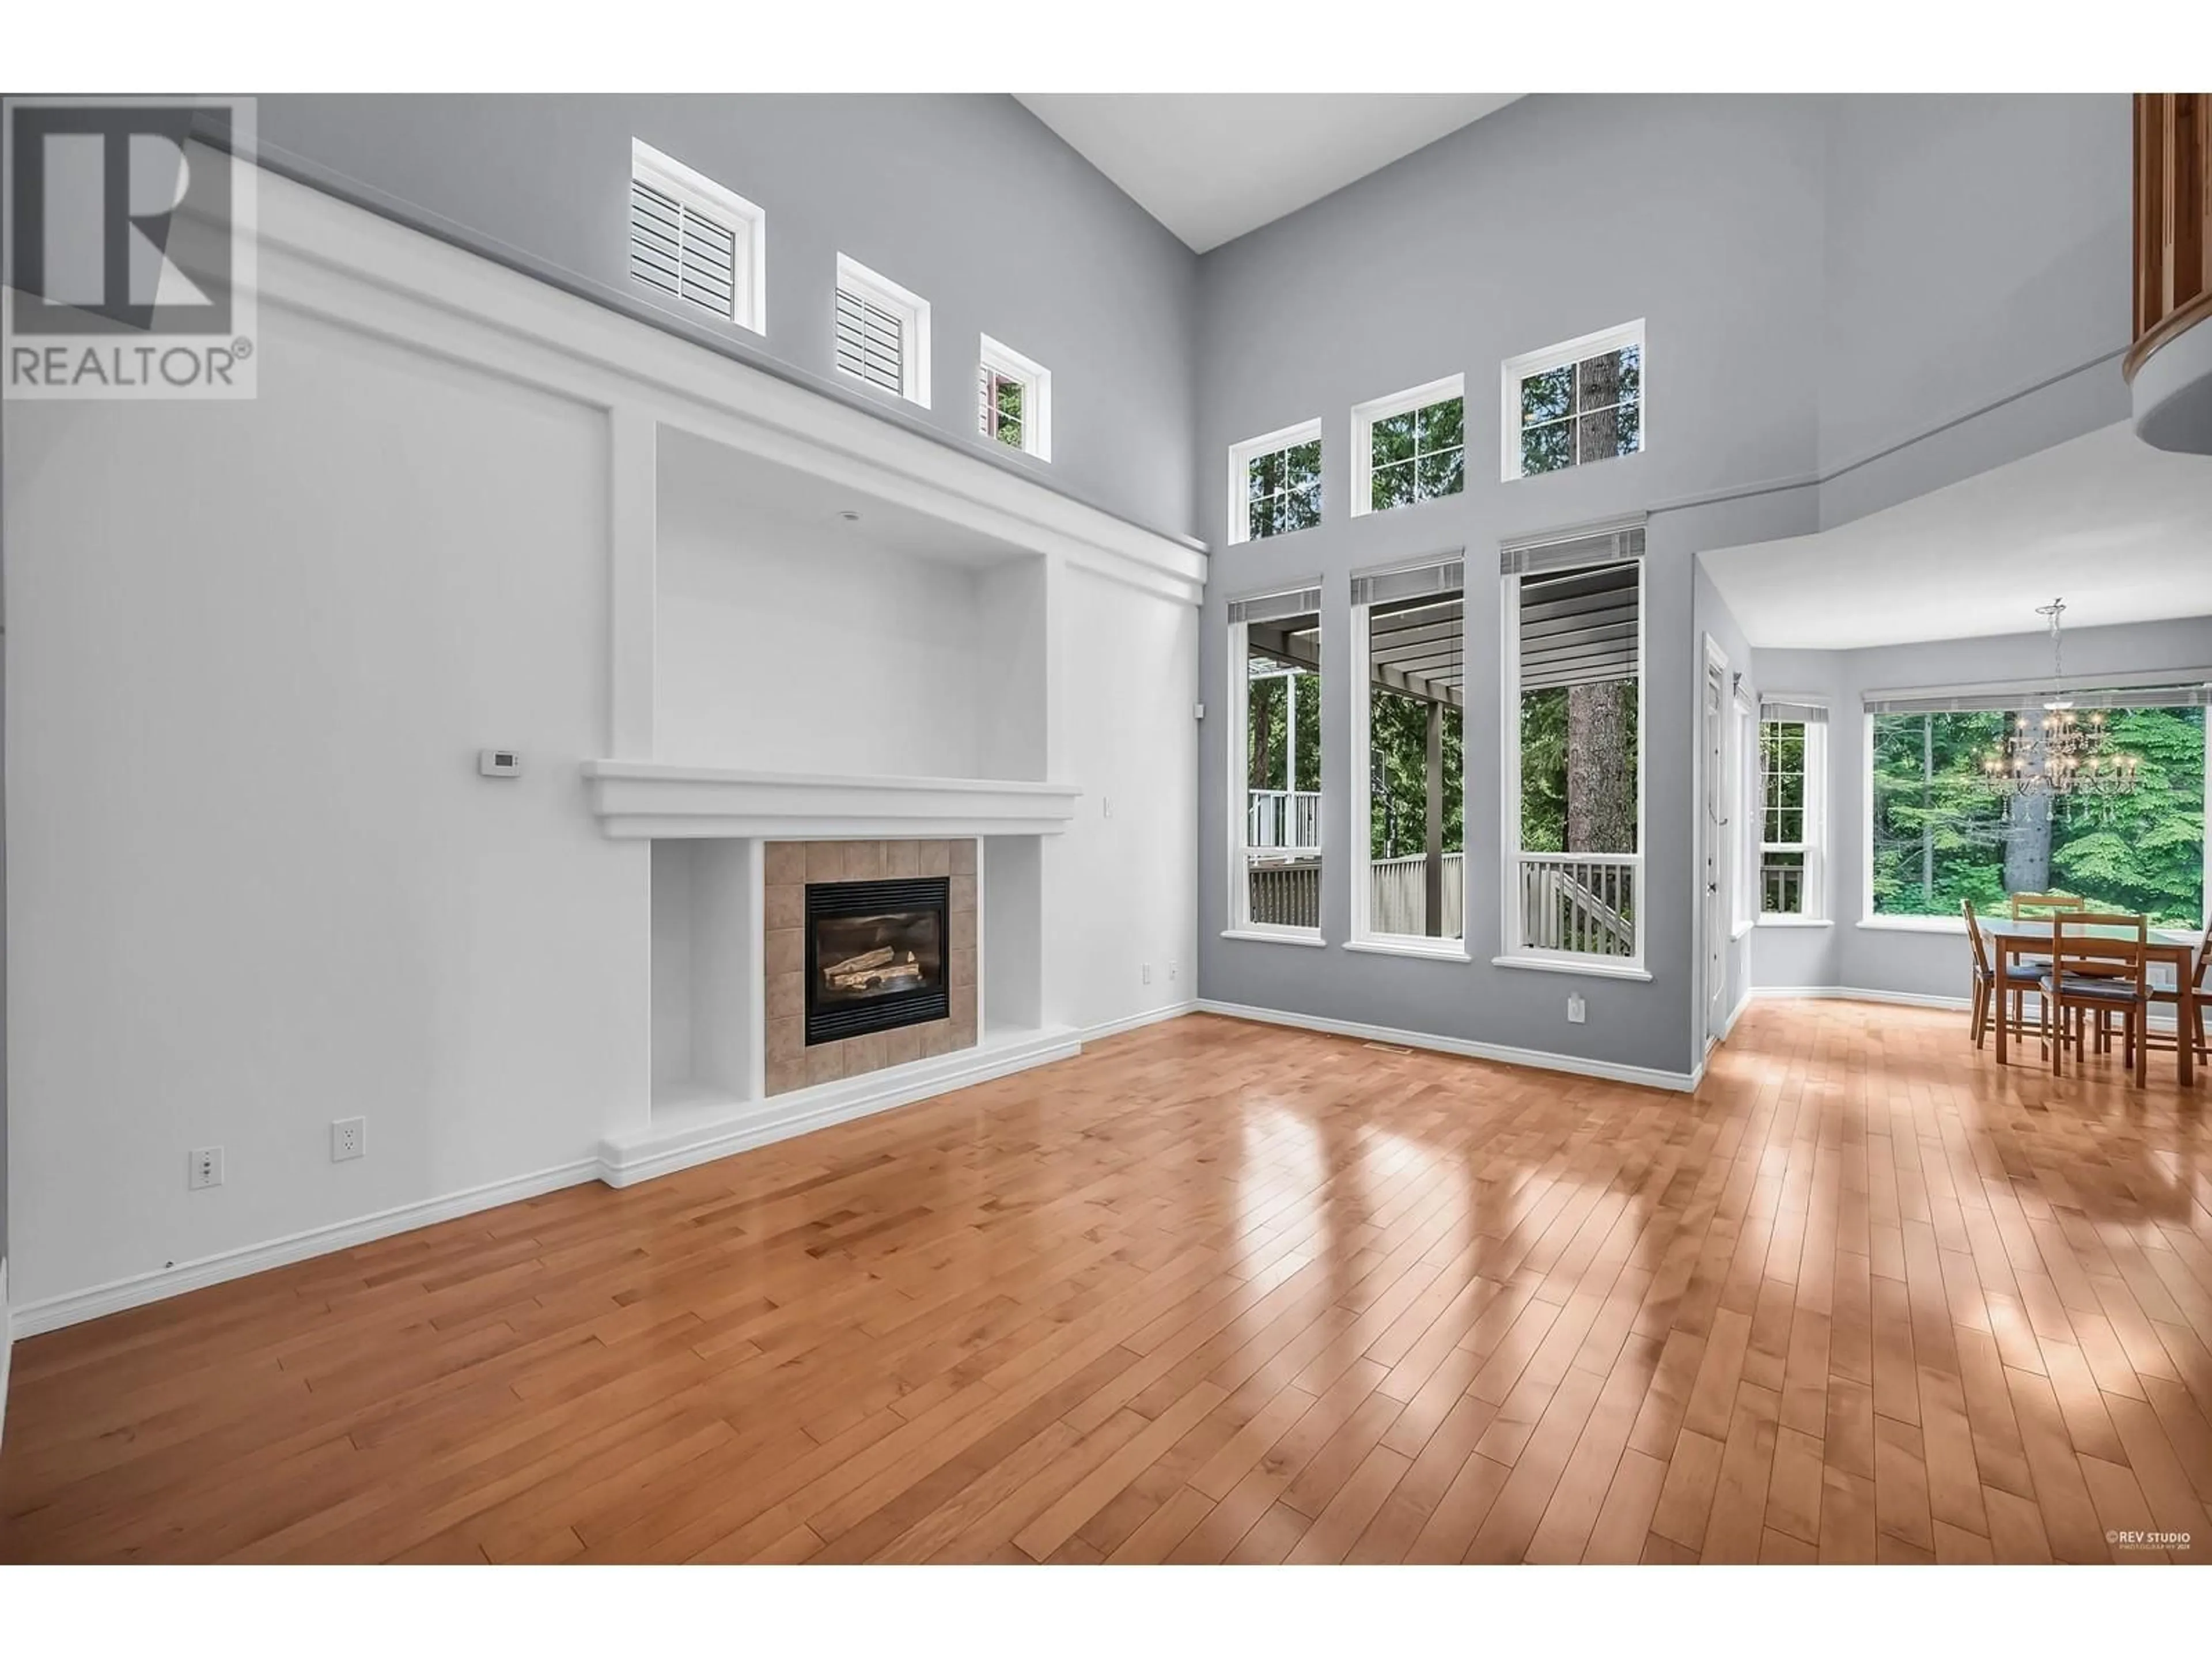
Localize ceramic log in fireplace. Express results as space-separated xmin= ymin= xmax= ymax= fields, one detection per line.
xmin=804 ymin=876 xmax=950 ymax=1046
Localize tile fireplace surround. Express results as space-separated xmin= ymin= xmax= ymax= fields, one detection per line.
xmin=764 ymin=838 xmax=978 ymax=1096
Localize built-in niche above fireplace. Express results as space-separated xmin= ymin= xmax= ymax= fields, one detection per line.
xmin=805 ymin=876 xmax=950 ymax=1046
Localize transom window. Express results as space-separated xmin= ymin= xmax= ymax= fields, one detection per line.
xmin=1501 ymin=320 xmax=1645 ymax=480
xmin=1228 ymin=421 xmax=1322 ymax=545
xmin=834 ymin=255 xmax=931 ymax=408
xmin=978 ymin=334 xmax=1051 ymax=460
xmin=628 ymin=139 xmax=766 ymax=335
xmin=1353 ymin=377 xmax=1465 ymax=516
xmin=1759 ymin=700 xmax=1827 ymax=918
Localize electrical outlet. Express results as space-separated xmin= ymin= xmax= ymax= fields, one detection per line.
xmin=331 ymin=1116 xmax=366 ymax=1162
xmin=1566 ymin=994 xmax=1588 ymax=1025
xmin=188 ymin=1146 xmax=224 ymax=1190
xmin=1168 ymin=957 xmax=1179 ymax=982
xmin=1142 ymin=963 xmax=1153 ymax=985
xmin=1103 ymin=796 xmax=1115 ymax=819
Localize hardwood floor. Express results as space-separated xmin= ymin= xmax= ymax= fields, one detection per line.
xmin=4 ymin=1000 xmax=2210 ymax=1565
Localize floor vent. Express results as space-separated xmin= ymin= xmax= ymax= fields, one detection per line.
xmin=1363 ymin=1041 xmax=1414 ymax=1055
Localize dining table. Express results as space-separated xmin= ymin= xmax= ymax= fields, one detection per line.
xmin=1982 ymin=916 xmax=2206 ymax=1082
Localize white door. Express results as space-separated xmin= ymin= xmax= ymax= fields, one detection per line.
xmin=1703 ymin=657 xmax=1729 ymax=1044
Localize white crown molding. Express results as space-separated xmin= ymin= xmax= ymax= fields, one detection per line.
xmin=1190 ymin=998 xmax=1700 ymax=1093
xmin=579 ymin=762 xmax=1084 ymax=840
xmin=233 ymin=153 xmax=1207 ymax=609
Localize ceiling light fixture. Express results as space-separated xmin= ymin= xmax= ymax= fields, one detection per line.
xmin=1974 ymin=598 xmax=2141 ymax=807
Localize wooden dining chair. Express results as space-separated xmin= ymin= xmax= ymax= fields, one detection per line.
xmin=2010 ymin=892 xmax=2087 ymax=919
xmin=2040 ymin=912 xmax=2150 ymax=1085
xmin=2143 ymin=930 xmax=2212 ymax=1073
xmin=1963 ymin=899 xmax=2039 ymax=1051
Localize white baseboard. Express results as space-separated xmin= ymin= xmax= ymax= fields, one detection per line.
xmin=7 ymin=1158 xmax=601 ymax=1341
xmin=7 ymin=1006 xmax=1199 ymax=1342
xmin=1751 ymin=985 xmax=1971 ymax=1012
xmin=0 ymin=1257 xmax=13 ymax=1451
xmin=1191 ymin=998 xmax=1700 ymax=1093
xmin=597 ymin=1025 xmax=1085 ymax=1188
xmin=1078 ymin=999 xmax=1199 ymax=1041
xmin=1721 ymin=985 xmax=1756 ymax=1041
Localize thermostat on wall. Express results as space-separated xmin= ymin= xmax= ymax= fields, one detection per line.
xmin=478 ymin=748 xmax=523 ymax=778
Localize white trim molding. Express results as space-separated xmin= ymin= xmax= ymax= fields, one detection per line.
xmin=1751 ymin=985 xmax=1971 ymax=1012
xmin=0 ymin=1258 xmax=12 ymax=1450
xmin=7 ymin=1160 xmax=603 ymax=1340
xmin=1192 ymin=998 xmax=1700 ymax=1092
xmin=580 ymin=763 xmax=1084 ymax=839
xmin=236 ymin=155 xmax=1202 ymax=608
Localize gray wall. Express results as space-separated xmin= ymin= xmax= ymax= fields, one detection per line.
xmin=1190 ymin=92 xmax=2131 ymax=1080
xmin=1749 ymin=616 xmax=2212 ymax=1001
xmin=239 ymin=95 xmax=1202 ymax=543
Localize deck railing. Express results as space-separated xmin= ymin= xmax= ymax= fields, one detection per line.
xmin=1247 ymin=789 xmax=1322 ymax=850
xmin=1762 ymin=860 xmax=1804 ymax=916
xmin=1513 ymin=852 xmax=1637 ymax=959
xmin=1367 ymin=853 xmax=1467 ymax=938
xmin=1245 ymin=857 xmax=1321 ymax=929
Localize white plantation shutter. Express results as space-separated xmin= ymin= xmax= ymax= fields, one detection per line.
xmin=629 ymin=176 xmax=740 ymax=321
xmin=1351 ymin=557 xmax=1464 ymax=609
xmin=1228 ymin=585 xmax=1323 ymax=625
xmin=836 ymin=286 xmax=905 ymax=395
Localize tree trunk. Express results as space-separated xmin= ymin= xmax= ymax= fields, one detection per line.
xmin=1424 ymin=700 xmax=1444 ymax=936
xmin=1567 ymin=681 xmax=1635 ymax=853
xmin=1249 ymin=678 xmax=1273 ymax=791
xmin=1921 ymin=718 xmax=1934 ymax=901
xmin=2002 ymin=706 xmax=2052 ymax=896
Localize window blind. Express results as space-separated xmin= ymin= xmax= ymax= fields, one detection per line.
xmin=1499 ymin=519 xmax=1645 ymax=577
xmin=1351 ymin=557 xmax=1463 ymax=609
xmin=835 ymin=286 xmax=905 ymax=394
xmin=1760 ymin=699 xmax=1829 ymax=725
xmin=629 ymin=176 xmax=738 ymax=320
xmin=1228 ymin=585 xmax=1323 ymax=625
xmin=1862 ymin=679 xmax=2212 ymax=715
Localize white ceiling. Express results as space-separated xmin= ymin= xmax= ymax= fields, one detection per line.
xmin=658 ymin=427 xmax=1030 ymax=571
xmin=1699 ymin=423 xmax=2212 ymax=652
xmin=1015 ymin=94 xmax=1521 ymax=253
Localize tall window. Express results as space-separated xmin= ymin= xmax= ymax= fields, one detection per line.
xmin=1228 ymin=421 xmax=1322 ymax=545
xmin=1502 ymin=524 xmax=1643 ymax=964
xmin=1865 ymin=695 xmax=2207 ymax=926
xmin=1501 ymin=320 xmax=1645 ymax=480
xmin=1353 ymin=377 xmax=1465 ymax=516
xmin=1759 ymin=701 xmax=1827 ymax=918
xmin=978 ymin=334 xmax=1051 ymax=460
xmin=1351 ymin=559 xmax=1465 ymax=946
xmin=1229 ymin=586 xmax=1324 ymax=935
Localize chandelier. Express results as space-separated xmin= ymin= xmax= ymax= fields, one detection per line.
xmin=1974 ymin=600 xmax=2141 ymax=802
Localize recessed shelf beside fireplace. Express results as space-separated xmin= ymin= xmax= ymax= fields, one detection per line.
xmin=806 ymin=876 xmax=950 ymax=1045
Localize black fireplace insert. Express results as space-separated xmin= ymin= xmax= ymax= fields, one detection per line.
xmin=804 ymin=875 xmax=950 ymax=1046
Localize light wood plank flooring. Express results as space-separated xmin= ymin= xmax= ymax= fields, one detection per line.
xmin=4 ymin=1001 xmax=2210 ymax=1564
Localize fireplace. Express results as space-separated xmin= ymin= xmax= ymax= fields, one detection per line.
xmin=804 ymin=876 xmax=950 ymax=1046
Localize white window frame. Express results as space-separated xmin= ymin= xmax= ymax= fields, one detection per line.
xmin=1226 ymin=584 xmax=1325 ymax=945
xmin=1347 ymin=558 xmax=1469 ymax=957
xmin=1733 ymin=684 xmax=1758 ymax=937
xmin=1496 ymin=531 xmax=1647 ymax=977
xmin=1226 ymin=418 xmax=1323 ymax=547
xmin=629 ymin=138 xmax=767 ymax=336
xmin=978 ymin=334 xmax=1051 ymax=461
xmin=834 ymin=253 xmax=931 ymax=408
xmin=1350 ymin=374 xmax=1465 ymax=519
xmin=1756 ymin=699 xmax=1827 ymax=923
xmin=1499 ymin=319 xmax=1646 ymax=483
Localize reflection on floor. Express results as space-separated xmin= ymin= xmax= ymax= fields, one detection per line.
xmin=3 ymin=1001 xmax=2209 ymax=1563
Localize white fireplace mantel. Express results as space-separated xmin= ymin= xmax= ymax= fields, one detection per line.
xmin=581 ymin=761 xmax=1084 ymax=839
